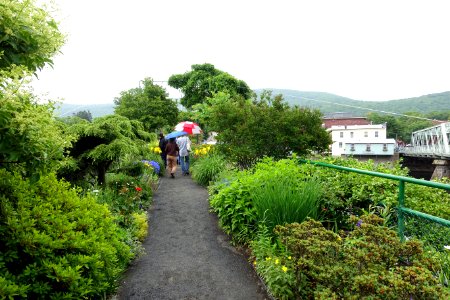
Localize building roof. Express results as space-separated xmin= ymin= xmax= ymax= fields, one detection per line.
xmin=322 ymin=117 xmax=371 ymax=129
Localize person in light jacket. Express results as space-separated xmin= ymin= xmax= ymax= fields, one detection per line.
xmin=176 ymin=135 xmax=191 ymax=175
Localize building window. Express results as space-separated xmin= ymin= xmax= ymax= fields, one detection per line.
xmin=350 ymin=144 xmax=355 ymax=151
xmin=339 ymin=142 xmax=342 ymax=148
xmin=375 ymin=131 xmax=379 ymax=137
xmin=383 ymin=144 xmax=388 ymax=151
xmin=340 ymin=132 xmax=343 ymax=138
xmin=366 ymin=144 xmax=371 ymax=151
xmin=350 ymin=132 xmax=354 ymax=138
xmin=364 ymin=131 xmax=368 ymax=137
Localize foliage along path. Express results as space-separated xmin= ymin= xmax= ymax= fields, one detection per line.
xmin=117 ymin=168 xmax=268 ymax=299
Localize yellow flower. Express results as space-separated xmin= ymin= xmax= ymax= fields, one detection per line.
xmin=275 ymin=258 xmax=279 ymax=265
xmin=265 ymin=257 xmax=271 ymax=261
xmin=282 ymin=266 xmax=288 ymax=273
xmin=337 ymin=236 xmax=342 ymax=242
xmin=288 ymin=256 xmax=292 ymax=260
xmin=253 ymin=261 xmax=257 ymax=266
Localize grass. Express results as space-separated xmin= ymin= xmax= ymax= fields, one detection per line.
xmin=251 ymin=176 xmax=322 ymax=232
xmin=191 ymin=153 xmax=227 ymax=186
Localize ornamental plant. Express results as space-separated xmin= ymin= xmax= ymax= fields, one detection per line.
xmin=250 ymin=226 xmax=296 ymax=299
xmin=274 ymin=215 xmax=449 ymax=299
xmin=209 ymin=158 xmax=322 ymax=244
xmin=191 ymin=152 xmax=227 ymax=186
xmin=98 ymin=172 xmax=152 ymax=227
xmin=0 ymin=170 xmax=132 ymax=299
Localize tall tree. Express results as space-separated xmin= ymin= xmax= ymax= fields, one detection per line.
xmin=73 ymin=110 xmax=92 ymax=122
xmin=206 ymin=91 xmax=331 ymax=168
xmin=114 ymin=78 xmax=178 ymax=132
xmin=0 ymin=0 xmax=65 ymax=78
xmin=168 ymin=63 xmax=253 ymax=108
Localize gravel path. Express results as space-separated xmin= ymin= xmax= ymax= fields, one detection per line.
xmin=116 ymin=169 xmax=268 ymax=300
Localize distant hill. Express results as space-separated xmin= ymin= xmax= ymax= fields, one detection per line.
xmin=256 ymin=89 xmax=450 ymax=116
xmin=55 ymin=90 xmax=450 ymax=119
xmin=55 ymin=103 xmax=115 ymax=119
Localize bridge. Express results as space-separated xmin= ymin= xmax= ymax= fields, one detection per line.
xmin=399 ymin=122 xmax=450 ymax=179
xmin=401 ymin=122 xmax=450 ymax=158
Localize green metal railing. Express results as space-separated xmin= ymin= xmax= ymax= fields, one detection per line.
xmin=299 ymin=159 xmax=450 ymax=241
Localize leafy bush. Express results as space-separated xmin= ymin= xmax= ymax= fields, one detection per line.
xmin=191 ymin=153 xmax=227 ymax=186
xmin=297 ymin=157 xmax=450 ymax=234
xmin=209 ymin=169 xmax=258 ymax=244
xmin=274 ymin=215 xmax=449 ymax=299
xmin=97 ymin=173 xmax=152 ymax=227
xmin=0 ymin=170 xmax=133 ymax=299
xmin=209 ymin=158 xmax=321 ymax=243
xmin=132 ymin=212 xmax=149 ymax=242
xmin=250 ymin=226 xmax=296 ymax=299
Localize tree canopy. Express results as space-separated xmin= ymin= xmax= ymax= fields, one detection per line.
xmin=59 ymin=115 xmax=152 ymax=186
xmin=206 ymin=91 xmax=331 ymax=168
xmin=0 ymin=0 xmax=65 ymax=78
xmin=168 ymin=63 xmax=253 ymax=108
xmin=114 ymin=78 xmax=178 ymax=132
xmin=367 ymin=112 xmax=434 ymax=143
xmin=0 ymin=84 xmax=71 ymax=180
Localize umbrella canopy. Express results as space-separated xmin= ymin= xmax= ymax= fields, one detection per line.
xmin=165 ymin=131 xmax=187 ymax=139
xmin=174 ymin=121 xmax=202 ymax=135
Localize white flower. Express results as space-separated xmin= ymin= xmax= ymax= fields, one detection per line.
xmin=444 ymin=245 xmax=450 ymax=251
xmin=92 ymin=189 xmax=99 ymax=193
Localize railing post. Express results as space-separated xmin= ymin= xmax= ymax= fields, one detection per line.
xmin=398 ymin=180 xmax=405 ymax=242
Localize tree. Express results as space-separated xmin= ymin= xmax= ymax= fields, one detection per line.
xmin=0 ymin=0 xmax=67 ymax=180
xmin=73 ymin=110 xmax=92 ymax=122
xmin=206 ymin=91 xmax=331 ymax=168
xmin=0 ymin=85 xmax=72 ymax=180
xmin=426 ymin=111 xmax=450 ymax=121
xmin=114 ymin=78 xmax=178 ymax=132
xmin=367 ymin=112 xmax=433 ymax=143
xmin=0 ymin=0 xmax=65 ymax=78
xmin=168 ymin=63 xmax=253 ymax=108
xmin=60 ymin=114 xmax=152 ymax=186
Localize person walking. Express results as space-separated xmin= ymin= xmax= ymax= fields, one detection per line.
xmin=158 ymin=133 xmax=168 ymax=169
xmin=165 ymin=137 xmax=179 ymax=178
xmin=176 ymin=134 xmax=191 ymax=175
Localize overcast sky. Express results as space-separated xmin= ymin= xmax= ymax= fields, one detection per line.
xmin=31 ymin=0 xmax=450 ymax=104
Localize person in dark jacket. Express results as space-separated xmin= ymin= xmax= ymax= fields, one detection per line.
xmin=165 ymin=137 xmax=179 ymax=178
xmin=158 ymin=133 xmax=168 ymax=169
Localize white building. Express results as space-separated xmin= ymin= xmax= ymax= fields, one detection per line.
xmin=328 ymin=124 xmax=396 ymax=158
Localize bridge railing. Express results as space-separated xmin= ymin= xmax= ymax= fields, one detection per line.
xmin=299 ymin=159 xmax=450 ymax=241
xmin=403 ymin=122 xmax=450 ymax=158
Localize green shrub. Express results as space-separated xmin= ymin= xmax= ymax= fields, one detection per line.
xmin=297 ymin=157 xmax=450 ymax=235
xmin=209 ymin=169 xmax=258 ymax=244
xmin=428 ymin=247 xmax=450 ymax=288
xmin=191 ymin=153 xmax=227 ymax=186
xmin=131 ymin=212 xmax=149 ymax=242
xmin=250 ymin=226 xmax=297 ymax=299
xmin=209 ymin=158 xmax=319 ymax=244
xmin=274 ymin=215 xmax=449 ymax=299
xmin=97 ymin=173 xmax=152 ymax=227
xmin=0 ymin=170 xmax=133 ymax=299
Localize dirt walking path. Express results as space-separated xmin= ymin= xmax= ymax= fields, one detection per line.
xmin=116 ymin=169 xmax=268 ymax=299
